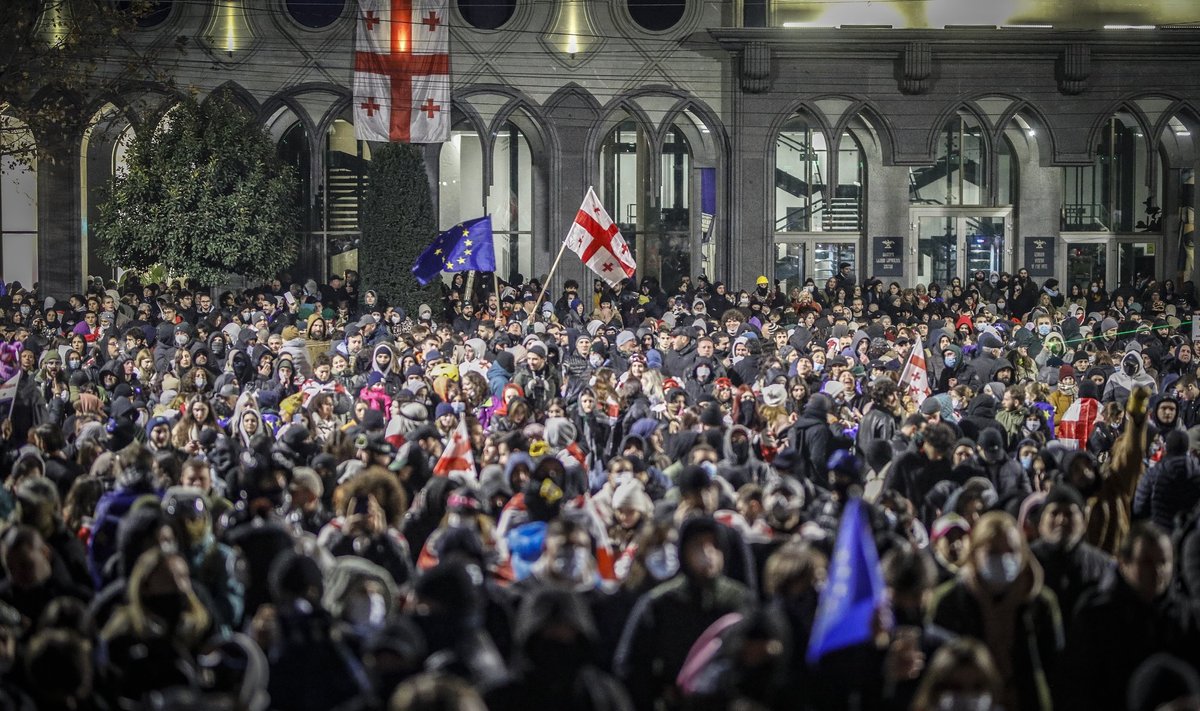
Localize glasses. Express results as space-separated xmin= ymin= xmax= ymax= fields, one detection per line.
xmin=611 ymin=468 xmax=633 ymax=474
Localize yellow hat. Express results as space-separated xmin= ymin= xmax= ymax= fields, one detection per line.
xmin=756 ymin=275 xmax=769 ymax=285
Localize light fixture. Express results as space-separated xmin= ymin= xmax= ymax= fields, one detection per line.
xmin=1103 ymin=24 xmax=1156 ymax=30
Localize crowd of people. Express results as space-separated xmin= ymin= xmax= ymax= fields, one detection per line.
xmin=0 ymin=263 xmax=1199 ymax=710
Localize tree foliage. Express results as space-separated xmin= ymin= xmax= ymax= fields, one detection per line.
xmin=361 ymin=143 xmax=440 ymax=315
xmin=95 ymin=91 xmax=300 ymax=285
xmin=1 ymin=0 xmax=175 ymax=167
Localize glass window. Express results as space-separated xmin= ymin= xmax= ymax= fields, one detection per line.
xmin=1066 ymin=242 xmax=1106 ymax=291
xmin=911 ymin=113 xmax=988 ymax=206
xmin=458 ymin=0 xmax=515 ymax=29
xmin=832 ymin=132 xmax=863 ymax=231
xmin=601 ymin=120 xmax=693 ymax=289
xmin=439 ymin=123 xmax=484 ymax=235
xmin=774 ymin=115 xmax=827 ymax=233
xmin=628 ymin=0 xmax=685 ymax=31
xmin=286 ymin=0 xmax=345 ymax=28
xmin=1062 ymin=113 xmax=1161 ymax=233
xmin=774 ymin=242 xmax=804 ymax=294
xmin=964 ymin=217 xmax=1005 ymax=277
xmin=1118 ymin=241 xmax=1156 ymax=287
xmin=1 ymin=116 xmax=38 ymax=289
xmin=324 ymin=118 xmax=371 ymax=237
xmin=488 ymin=122 xmax=532 ymax=281
xmin=813 ymin=243 xmax=856 ymax=283
xmin=278 ymin=122 xmax=311 ymax=231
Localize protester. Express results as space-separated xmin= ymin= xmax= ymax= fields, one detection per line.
xmin=0 ymin=266 xmax=1196 ymax=709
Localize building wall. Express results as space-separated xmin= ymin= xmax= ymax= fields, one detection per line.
xmin=10 ymin=1 xmax=1200 ymax=295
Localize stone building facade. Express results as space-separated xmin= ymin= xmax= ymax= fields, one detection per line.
xmin=4 ymin=0 xmax=1200 ymax=297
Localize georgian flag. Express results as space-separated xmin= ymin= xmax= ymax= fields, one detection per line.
xmin=353 ymin=0 xmax=450 ymax=143
xmin=1057 ymin=398 xmax=1099 ymax=451
xmin=898 ymin=334 xmax=932 ymax=405
xmin=565 ymin=187 xmax=637 ymax=287
xmin=433 ymin=417 xmax=476 ymax=479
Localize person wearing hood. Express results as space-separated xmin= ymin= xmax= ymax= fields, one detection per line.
xmin=614 ymin=515 xmax=753 ymax=710
xmin=1134 ymin=430 xmax=1200 ymax=531
xmin=960 ymin=331 xmax=1005 ymax=390
xmin=958 ymin=393 xmax=1004 ymax=444
xmin=930 ymin=511 xmax=1063 ymax=711
xmin=787 ymin=393 xmax=845 ymax=485
xmin=487 ymin=349 xmax=515 ymax=399
xmin=1104 ymin=348 xmax=1158 ymax=403
xmin=489 ymin=586 xmax=633 ymax=710
xmin=366 ymin=342 xmax=403 ymax=397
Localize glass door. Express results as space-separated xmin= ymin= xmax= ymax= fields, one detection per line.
xmin=1117 ymin=241 xmax=1157 ymax=289
xmin=918 ymin=216 xmax=957 ymax=285
xmin=772 ymin=239 xmax=858 ymax=292
xmin=911 ymin=208 xmax=1011 ymax=283
xmin=1063 ymin=238 xmax=1107 ymax=291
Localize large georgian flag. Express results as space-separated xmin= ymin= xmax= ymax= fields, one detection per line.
xmin=565 ymin=187 xmax=637 ymax=287
xmin=354 ymin=0 xmax=450 ymax=143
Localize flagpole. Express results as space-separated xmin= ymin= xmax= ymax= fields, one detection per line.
xmin=528 ymin=239 xmax=570 ymax=326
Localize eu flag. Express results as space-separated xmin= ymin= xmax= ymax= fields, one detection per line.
xmin=805 ymin=497 xmax=888 ymax=664
xmin=411 ymin=216 xmax=496 ymax=286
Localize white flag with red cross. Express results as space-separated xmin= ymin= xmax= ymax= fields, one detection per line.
xmin=354 ymin=0 xmax=450 ymax=143
xmin=898 ymin=334 xmax=932 ymax=405
xmin=433 ymin=417 xmax=475 ymax=478
xmin=565 ymin=187 xmax=637 ymax=287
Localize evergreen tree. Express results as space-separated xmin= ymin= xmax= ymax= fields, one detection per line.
xmin=360 ymin=142 xmax=440 ymax=315
xmin=95 ymin=90 xmax=299 ymax=285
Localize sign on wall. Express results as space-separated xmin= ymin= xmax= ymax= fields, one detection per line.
xmin=1024 ymin=237 xmax=1055 ymax=277
xmin=872 ymin=236 xmax=903 ymax=278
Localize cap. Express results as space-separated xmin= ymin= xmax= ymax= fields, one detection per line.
xmin=931 ymin=513 xmax=971 ymax=542
xmin=1058 ymin=364 xmax=1075 ymax=380
xmin=978 ymin=332 xmax=1004 ymax=349
xmin=756 ymin=275 xmax=769 ymax=286
xmin=435 ymin=402 xmax=456 ymax=419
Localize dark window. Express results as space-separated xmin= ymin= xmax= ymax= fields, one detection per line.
xmin=114 ymin=0 xmax=172 ymax=27
xmin=286 ymin=0 xmax=345 ymax=29
xmin=458 ymin=0 xmax=515 ymax=30
xmin=628 ymin=0 xmax=685 ymax=31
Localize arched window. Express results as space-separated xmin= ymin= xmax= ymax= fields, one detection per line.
xmin=1063 ymin=112 xmax=1160 ymax=233
xmin=628 ymin=0 xmax=685 ymax=31
xmin=488 ymin=121 xmax=533 ymax=281
xmin=286 ymin=0 xmax=345 ymax=28
xmin=1 ymin=115 xmax=38 ymax=288
xmin=910 ymin=112 xmax=988 ymax=206
xmin=457 ymin=0 xmax=515 ymax=29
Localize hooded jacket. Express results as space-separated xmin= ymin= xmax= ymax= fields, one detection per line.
xmin=1102 ymin=350 xmax=1157 ymax=403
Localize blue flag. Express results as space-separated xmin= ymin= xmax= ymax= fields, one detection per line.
xmin=805 ymin=497 xmax=888 ymax=664
xmin=411 ymin=216 xmax=496 ymax=286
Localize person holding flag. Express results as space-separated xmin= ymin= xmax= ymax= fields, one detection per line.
xmin=411 ymin=216 xmax=497 ymax=287
xmin=899 ymin=333 xmax=932 ymax=407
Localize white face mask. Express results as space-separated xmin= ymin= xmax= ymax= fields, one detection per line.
xmin=344 ymin=592 xmax=387 ymax=630
xmin=978 ymin=552 xmax=1021 ymax=586
xmin=936 ymin=692 xmax=995 ymax=711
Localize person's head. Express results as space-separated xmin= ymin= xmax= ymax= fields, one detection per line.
xmin=1038 ymin=485 xmax=1086 ymax=550
xmin=1119 ymin=523 xmax=1173 ymax=603
xmin=679 ymin=516 xmax=724 ymax=582
xmin=180 ymin=459 xmax=212 ymax=493
xmin=912 ymin=638 xmax=1004 ymax=711
xmin=0 ymin=525 xmax=52 ymax=590
xmin=967 ymin=511 xmax=1028 ymax=592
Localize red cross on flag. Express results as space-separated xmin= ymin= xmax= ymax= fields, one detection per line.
xmin=898 ymin=334 xmax=932 ymax=405
xmin=353 ymin=0 xmax=450 ymax=143
xmin=433 ymin=417 xmax=476 ymax=479
xmin=565 ymin=187 xmax=637 ymax=287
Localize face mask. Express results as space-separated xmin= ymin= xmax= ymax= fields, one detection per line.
xmin=67 ymin=360 xmax=80 ymax=371
xmin=936 ymin=692 xmax=995 ymax=711
xmin=175 ymin=334 xmax=188 ymax=347
xmin=1024 ymin=419 xmax=1040 ymax=432
xmin=195 ymin=377 xmax=207 ymax=390
xmin=589 ymin=353 xmax=603 ymax=367
xmin=953 ymin=399 xmax=965 ymax=411
xmin=645 ymin=546 xmax=680 ymax=581
xmin=944 ymin=355 xmax=957 ymax=368
xmin=1037 ymin=324 xmax=1051 ymax=336
xmin=701 ymin=461 xmax=718 ymax=479
xmin=241 ymin=310 xmax=252 ymax=321
xmin=996 ymin=302 xmax=1006 ymax=310
xmin=979 ymin=552 xmax=1021 ymax=586
xmin=813 ymin=362 xmax=824 ymax=373
xmin=551 ymin=547 xmax=596 ymax=587
xmin=19 ymin=305 xmax=30 ymax=316
xmin=1123 ymin=360 xmax=1138 ymax=376
xmin=1091 ymin=286 xmax=1099 ymax=293
xmin=1020 ymin=454 xmax=1034 ymax=469
xmin=344 ymin=592 xmax=388 ymax=630
xmin=451 ymin=401 xmax=465 ymax=414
